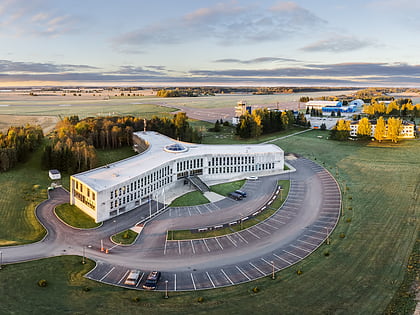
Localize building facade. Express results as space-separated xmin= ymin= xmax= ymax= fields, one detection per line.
xmin=70 ymin=131 xmax=284 ymax=222
xmin=350 ymin=120 xmax=415 ymax=138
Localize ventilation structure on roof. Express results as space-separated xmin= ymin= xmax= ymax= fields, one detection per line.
xmin=164 ymin=143 xmax=188 ymax=153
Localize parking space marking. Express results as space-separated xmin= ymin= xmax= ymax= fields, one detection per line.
xmin=178 ymin=240 xmax=181 ymax=255
xmin=311 ymin=223 xmax=330 ymax=229
xmin=190 ymin=273 xmax=197 ymax=290
xmin=100 ymin=267 xmax=115 ymax=281
xmin=236 ymin=232 xmax=249 ymax=243
xmin=174 ymin=274 xmax=177 ymax=291
xmin=221 ymin=269 xmax=234 ymax=285
xmin=226 ymin=235 xmax=237 ymax=247
xmin=269 ymin=217 xmax=286 ymax=224
xmin=164 ymin=237 xmax=168 ymax=255
xmin=191 ymin=240 xmax=196 ymax=254
xmin=306 ymin=234 xmax=324 ymax=241
xmin=253 ymin=225 xmax=271 ymax=235
xmin=206 ymin=272 xmax=216 ymax=288
xmin=284 ymin=249 xmax=303 ymax=259
xmin=203 ymin=239 xmax=211 ymax=252
xmin=308 ymin=229 xmax=328 ymax=236
xmin=273 ymin=253 xmax=292 ymax=265
xmin=290 ymin=244 xmax=311 ymax=253
xmin=236 ymin=266 xmax=251 ymax=281
xmin=215 ymin=237 xmax=224 ymax=250
xmin=297 ymin=239 xmax=318 ymax=247
xmin=261 ymin=220 xmax=280 ymax=230
xmin=118 ymin=270 xmax=130 ymax=284
xmin=245 ymin=228 xmax=261 ymax=239
xmin=196 ymin=206 xmax=202 ymax=214
xmin=249 ymin=262 xmax=265 ymax=276
xmin=188 ymin=208 xmax=192 ymax=217
xmin=135 ymin=272 xmax=145 ymax=287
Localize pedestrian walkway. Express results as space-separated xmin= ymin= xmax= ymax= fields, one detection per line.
xmin=262 ymin=129 xmax=312 ymax=144
xmin=203 ymin=191 xmax=225 ymax=203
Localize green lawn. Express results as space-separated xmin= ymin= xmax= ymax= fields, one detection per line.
xmin=55 ymin=203 xmax=101 ymax=229
xmin=169 ymin=191 xmax=209 ymax=207
xmin=0 ymin=130 xmax=419 ymax=314
xmin=168 ymin=180 xmax=290 ymax=240
xmin=210 ymin=179 xmax=245 ymax=196
xmin=111 ymin=229 xmax=138 ymax=245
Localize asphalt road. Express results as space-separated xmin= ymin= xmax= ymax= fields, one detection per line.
xmin=0 ymin=157 xmax=341 ymax=292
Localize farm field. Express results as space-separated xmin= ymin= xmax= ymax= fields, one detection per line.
xmin=0 ymin=129 xmax=418 ymax=313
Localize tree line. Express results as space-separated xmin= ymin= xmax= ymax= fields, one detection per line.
xmin=235 ymin=109 xmax=309 ymax=139
xmin=42 ymin=113 xmax=201 ymax=174
xmin=363 ymin=99 xmax=420 ymax=119
xmin=0 ymin=125 xmax=44 ymax=172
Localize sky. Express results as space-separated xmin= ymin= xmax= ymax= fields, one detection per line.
xmin=1 ymin=0 xmax=420 ymax=87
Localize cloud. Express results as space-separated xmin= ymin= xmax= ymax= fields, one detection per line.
xmin=301 ymin=35 xmax=375 ymax=52
xmin=112 ymin=2 xmax=326 ymax=47
xmin=0 ymin=60 xmax=98 ymax=73
xmin=0 ymin=0 xmax=79 ymax=37
xmin=214 ymin=57 xmax=299 ymax=64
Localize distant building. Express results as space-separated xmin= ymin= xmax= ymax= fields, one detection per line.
xmin=70 ymin=131 xmax=284 ymax=223
xmin=232 ymin=101 xmax=252 ymax=125
xmin=305 ymin=100 xmax=342 ymax=110
xmin=350 ymin=120 xmax=415 ymax=139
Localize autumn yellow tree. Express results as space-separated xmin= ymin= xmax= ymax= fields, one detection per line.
xmin=374 ymin=116 xmax=386 ymax=142
xmin=363 ymin=104 xmax=375 ymax=115
xmin=357 ymin=117 xmax=372 ymax=139
xmin=387 ymin=117 xmax=402 ymax=143
xmin=330 ymin=119 xmax=351 ymax=140
xmin=373 ymin=100 xmax=386 ymax=115
xmin=386 ymin=100 xmax=399 ymax=115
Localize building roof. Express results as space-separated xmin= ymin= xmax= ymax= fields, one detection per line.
xmin=306 ymin=100 xmax=342 ymax=106
xmin=72 ymin=131 xmax=283 ymax=192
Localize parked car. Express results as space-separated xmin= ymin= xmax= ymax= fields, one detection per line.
xmin=235 ymin=190 xmax=247 ymax=197
xmin=246 ymin=176 xmax=258 ymax=181
xmin=142 ymin=271 xmax=161 ymax=290
xmin=228 ymin=192 xmax=243 ymax=200
xmin=124 ymin=270 xmax=141 ymax=286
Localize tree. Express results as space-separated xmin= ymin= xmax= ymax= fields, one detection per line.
xmin=214 ymin=120 xmax=221 ymax=132
xmin=374 ymin=117 xmax=386 ymax=142
xmin=387 ymin=117 xmax=402 ymax=143
xmin=330 ymin=119 xmax=350 ymax=141
xmin=357 ymin=117 xmax=372 ymax=139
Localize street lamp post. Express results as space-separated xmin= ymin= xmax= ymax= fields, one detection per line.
xmin=271 ymin=260 xmax=275 ymax=280
xmin=165 ymin=280 xmax=169 ymax=298
xmin=113 ymin=219 xmax=117 ymax=235
xmin=82 ymin=246 xmax=85 ymax=264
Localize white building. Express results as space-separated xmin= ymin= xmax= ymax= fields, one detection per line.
xmin=70 ymin=131 xmax=284 ymax=222
xmin=350 ymin=120 xmax=415 ymax=138
xmin=305 ymin=100 xmax=342 ymax=111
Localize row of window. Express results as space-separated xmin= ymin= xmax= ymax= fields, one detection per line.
xmin=176 ymin=158 xmax=203 ymax=172
xmin=110 ymin=165 xmax=172 ymax=200
xmin=73 ymin=190 xmax=95 ymax=211
xmin=208 ymin=155 xmax=255 ymax=167
xmin=208 ymin=163 xmax=274 ymax=174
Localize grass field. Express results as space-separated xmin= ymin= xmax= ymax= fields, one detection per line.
xmin=209 ymin=179 xmax=245 ymax=196
xmin=0 ymin=145 xmax=137 ymax=246
xmin=55 ymin=203 xmax=101 ymax=229
xmin=169 ymin=191 xmax=210 ymax=207
xmin=0 ymin=130 xmax=418 ymax=314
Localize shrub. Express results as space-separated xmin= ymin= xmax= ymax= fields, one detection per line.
xmin=348 ymin=206 xmax=353 ymax=210
xmin=132 ymin=297 xmax=140 ymax=302
xmin=37 ymin=279 xmax=47 ymax=287
xmin=346 ymin=218 xmax=352 ymax=223
xmin=197 ymin=297 xmax=204 ymax=303
xmin=252 ymin=287 xmax=259 ymax=293
xmin=123 ymin=231 xmax=130 ymax=239
xmin=324 ymin=250 xmax=330 ymax=257
xmin=348 ymin=196 xmax=353 ymax=200
xmin=296 ymin=269 xmax=303 ymax=275
xmin=339 ymin=232 xmax=346 ymax=238
xmin=82 ymin=286 xmax=91 ymax=292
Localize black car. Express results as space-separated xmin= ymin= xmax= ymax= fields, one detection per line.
xmin=235 ymin=190 xmax=247 ymax=197
xmin=228 ymin=192 xmax=243 ymax=200
xmin=142 ymin=271 xmax=161 ymax=290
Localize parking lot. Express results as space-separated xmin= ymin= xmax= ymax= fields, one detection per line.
xmin=85 ymin=157 xmax=341 ymax=291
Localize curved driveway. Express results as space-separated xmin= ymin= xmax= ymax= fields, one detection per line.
xmin=0 ymin=157 xmax=341 ymax=291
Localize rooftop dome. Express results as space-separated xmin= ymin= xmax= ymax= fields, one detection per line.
xmin=164 ymin=143 xmax=188 ymax=153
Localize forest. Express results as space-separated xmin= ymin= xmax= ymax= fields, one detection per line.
xmin=0 ymin=125 xmax=44 ymax=172
xmin=42 ymin=112 xmax=201 ymax=174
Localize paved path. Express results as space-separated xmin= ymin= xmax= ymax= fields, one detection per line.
xmin=0 ymin=157 xmax=341 ymax=292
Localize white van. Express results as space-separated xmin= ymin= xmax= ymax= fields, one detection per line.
xmin=124 ymin=270 xmax=141 ymax=286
